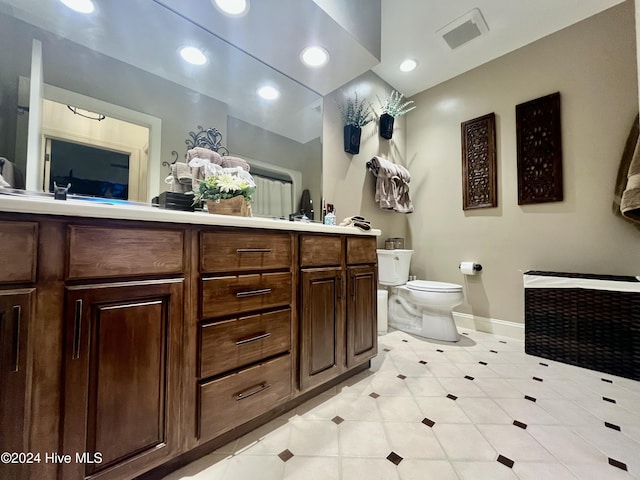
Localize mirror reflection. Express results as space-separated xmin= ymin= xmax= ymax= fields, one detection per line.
xmin=0 ymin=0 xmax=323 ymax=217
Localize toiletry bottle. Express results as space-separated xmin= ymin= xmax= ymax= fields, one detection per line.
xmin=324 ymin=204 xmax=336 ymax=225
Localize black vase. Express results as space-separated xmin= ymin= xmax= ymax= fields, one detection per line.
xmin=344 ymin=124 xmax=361 ymax=154
xmin=379 ymin=113 xmax=394 ymax=139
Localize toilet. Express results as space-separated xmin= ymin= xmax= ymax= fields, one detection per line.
xmin=377 ymin=249 xmax=463 ymax=342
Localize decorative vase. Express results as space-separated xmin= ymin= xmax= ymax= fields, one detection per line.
xmin=379 ymin=113 xmax=394 ymax=139
xmin=206 ymin=196 xmax=252 ymax=217
xmin=344 ymin=124 xmax=361 ymax=154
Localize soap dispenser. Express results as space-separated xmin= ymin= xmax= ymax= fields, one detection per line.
xmin=324 ymin=204 xmax=336 ymax=225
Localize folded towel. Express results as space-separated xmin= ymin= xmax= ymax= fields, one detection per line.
xmin=187 ymin=147 xmax=222 ymax=165
xmin=174 ymin=162 xmax=192 ymax=183
xmin=369 ymin=156 xmax=414 ymax=213
xmin=221 ymin=155 xmax=250 ymax=172
xmin=339 ymin=215 xmax=372 ymax=231
xmin=614 ymin=115 xmax=640 ymax=229
xmin=0 ymin=173 xmax=10 ymax=188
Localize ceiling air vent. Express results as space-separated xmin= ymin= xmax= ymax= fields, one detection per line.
xmin=436 ymin=8 xmax=489 ymax=50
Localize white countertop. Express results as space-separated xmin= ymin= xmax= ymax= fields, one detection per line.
xmin=0 ymin=194 xmax=381 ymax=236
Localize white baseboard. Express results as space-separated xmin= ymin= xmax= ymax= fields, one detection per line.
xmin=453 ymin=312 xmax=524 ymax=341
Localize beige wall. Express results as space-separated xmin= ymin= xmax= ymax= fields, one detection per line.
xmin=403 ymin=1 xmax=639 ymax=325
xmin=323 ymin=70 xmax=410 ymax=244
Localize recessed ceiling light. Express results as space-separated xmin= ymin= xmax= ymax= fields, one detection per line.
xmin=257 ymin=85 xmax=279 ymax=100
xmin=179 ymin=46 xmax=208 ymax=66
xmin=59 ymin=0 xmax=95 ymax=14
xmin=400 ymin=59 xmax=418 ymax=72
xmin=213 ymin=0 xmax=249 ymax=17
xmin=300 ymin=46 xmax=329 ymax=68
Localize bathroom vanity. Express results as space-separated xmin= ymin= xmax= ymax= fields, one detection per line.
xmin=0 ymin=195 xmax=379 ymax=480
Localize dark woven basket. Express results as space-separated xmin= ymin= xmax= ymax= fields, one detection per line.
xmin=524 ymin=271 xmax=640 ymax=381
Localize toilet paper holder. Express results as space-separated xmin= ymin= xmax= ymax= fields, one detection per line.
xmin=459 ymin=263 xmax=483 ymax=272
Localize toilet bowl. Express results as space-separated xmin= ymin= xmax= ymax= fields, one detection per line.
xmin=377 ymin=249 xmax=463 ymax=342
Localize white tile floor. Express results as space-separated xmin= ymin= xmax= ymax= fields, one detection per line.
xmin=161 ymin=328 xmax=640 ymax=480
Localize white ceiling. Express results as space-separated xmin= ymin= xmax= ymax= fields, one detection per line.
xmin=373 ymin=0 xmax=628 ymax=97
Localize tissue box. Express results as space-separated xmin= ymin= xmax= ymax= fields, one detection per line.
xmin=158 ymin=192 xmax=195 ymax=212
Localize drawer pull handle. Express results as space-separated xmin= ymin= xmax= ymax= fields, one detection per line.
xmin=235 ymin=382 xmax=271 ymax=401
xmin=236 ymin=248 xmax=272 ymax=253
xmin=11 ymin=306 xmax=21 ymax=372
xmin=72 ymin=299 xmax=83 ymax=360
xmin=236 ymin=288 xmax=272 ymax=298
xmin=236 ymin=332 xmax=271 ymax=346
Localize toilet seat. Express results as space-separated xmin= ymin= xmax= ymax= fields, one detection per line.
xmin=407 ymin=280 xmax=463 ymax=293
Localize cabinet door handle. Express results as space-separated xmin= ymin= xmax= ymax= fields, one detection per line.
xmin=337 ymin=276 xmax=343 ymax=299
xmin=236 ymin=248 xmax=271 ymax=253
xmin=236 ymin=332 xmax=271 ymax=346
xmin=235 ymin=382 xmax=271 ymax=401
xmin=351 ymin=275 xmax=356 ymax=299
xmin=72 ymin=299 xmax=83 ymax=360
xmin=10 ymin=306 xmax=21 ymax=372
xmin=236 ymin=288 xmax=271 ymax=298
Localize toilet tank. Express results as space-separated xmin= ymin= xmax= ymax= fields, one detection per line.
xmin=376 ymin=249 xmax=413 ymax=286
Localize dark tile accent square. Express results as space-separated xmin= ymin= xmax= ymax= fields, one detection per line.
xmin=387 ymin=451 xmax=403 ymax=465
xmin=419 ymin=360 xmax=428 ymax=365
xmin=402 ymin=339 xmax=409 ymax=343
xmin=539 ymin=362 xmax=549 ymax=367
xmin=513 ymin=420 xmax=527 ymax=430
xmin=462 ymin=332 xmax=469 ymax=335
xmin=436 ymin=349 xmax=444 ymax=353
xmin=605 ymin=422 xmax=621 ymax=431
xmin=524 ymin=395 xmax=537 ymax=402
xmin=497 ymin=454 xmax=515 ymax=468
xmin=479 ymin=361 xmax=488 ymax=365
xmin=422 ymin=417 xmax=435 ymax=428
xmin=447 ymin=394 xmax=458 ymax=401
xmin=533 ymin=377 xmax=543 ymax=382
xmin=383 ymin=348 xmax=391 ymax=352
xmin=608 ymin=458 xmax=628 ymax=471
xmin=602 ymin=378 xmax=613 ymax=384
xmin=369 ymin=392 xmax=380 ymax=399
xmin=332 ymin=416 xmax=344 ymax=425
xmin=603 ymin=396 xmax=616 ymax=404
xmin=464 ymin=375 xmax=475 ymax=381
xmin=499 ymin=340 xmax=507 ymax=344
xmin=397 ymin=374 xmax=407 ymax=380
xmin=278 ymin=449 xmax=294 ymax=462
xmin=490 ymin=350 xmax=498 ymax=353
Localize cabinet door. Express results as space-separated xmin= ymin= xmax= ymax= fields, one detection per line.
xmin=61 ymin=280 xmax=182 ymax=480
xmin=299 ymin=267 xmax=345 ymax=391
xmin=346 ymin=266 xmax=377 ymax=368
xmin=0 ymin=289 xmax=34 ymax=480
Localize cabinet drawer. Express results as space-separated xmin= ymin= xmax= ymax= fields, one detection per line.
xmin=201 ymin=272 xmax=292 ymax=318
xmin=347 ymin=236 xmax=377 ymax=265
xmin=200 ymin=309 xmax=291 ymax=378
xmin=200 ymin=231 xmax=291 ymax=273
xmin=300 ymin=235 xmax=343 ymax=267
xmin=67 ymin=225 xmax=184 ymax=279
xmin=0 ymin=221 xmax=37 ymax=284
xmin=198 ymin=354 xmax=292 ymax=441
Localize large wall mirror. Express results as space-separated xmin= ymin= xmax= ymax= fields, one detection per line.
xmin=0 ymin=0 xmax=323 ymax=218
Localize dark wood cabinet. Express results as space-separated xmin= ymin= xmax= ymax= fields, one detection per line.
xmin=0 ymin=289 xmax=34 ymax=480
xmin=61 ymin=280 xmax=183 ymax=480
xmin=346 ymin=265 xmax=377 ymax=368
xmin=299 ymin=267 xmax=345 ymax=391
xmin=299 ymin=235 xmax=377 ymax=392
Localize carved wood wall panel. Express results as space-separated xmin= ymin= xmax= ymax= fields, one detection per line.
xmin=516 ymin=92 xmax=563 ymax=205
xmin=461 ymin=113 xmax=497 ymax=210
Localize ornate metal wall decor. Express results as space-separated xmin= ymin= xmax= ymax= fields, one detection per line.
xmin=461 ymin=112 xmax=497 ymax=210
xmin=163 ymin=125 xmax=230 ymax=169
xmin=516 ymin=92 xmax=563 ymax=205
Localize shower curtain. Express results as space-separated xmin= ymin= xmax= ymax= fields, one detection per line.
xmin=252 ymin=175 xmax=293 ymax=218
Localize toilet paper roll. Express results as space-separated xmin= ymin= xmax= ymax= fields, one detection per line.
xmin=460 ymin=262 xmax=478 ymax=275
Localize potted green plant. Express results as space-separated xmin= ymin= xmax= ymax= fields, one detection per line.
xmin=338 ymin=92 xmax=373 ymax=154
xmin=377 ymin=90 xmax=416 ymax=139
xmin=192 ymin=172 xmax=255 ymax=216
